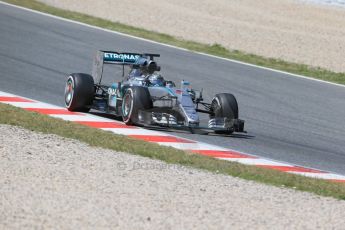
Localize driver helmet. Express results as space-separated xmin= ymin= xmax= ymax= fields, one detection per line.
xmin=148 ymin=74 xmax=165 ymax=86
xmin=129 ymin=68 xmax=143 ymax=78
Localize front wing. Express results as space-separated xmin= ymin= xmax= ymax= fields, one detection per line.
xmin=137 ymin=110 xmax=245 ymax=134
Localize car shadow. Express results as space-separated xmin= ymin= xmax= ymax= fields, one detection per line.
xmin=206 ymin=132 xmax=255 ymax=139
xmin=89 ymin=111 xmax=122 ymax=120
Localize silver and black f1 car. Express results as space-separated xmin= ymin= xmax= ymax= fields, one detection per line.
xmin=64 ymin=50 xmax=245 ymax=134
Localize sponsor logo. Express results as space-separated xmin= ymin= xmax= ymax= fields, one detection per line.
xmin=104 ymin=52 xmax=140 ymax=62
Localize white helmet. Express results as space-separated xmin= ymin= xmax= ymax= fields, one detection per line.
xmin=148 ymin=74 xmax=165 ymax=86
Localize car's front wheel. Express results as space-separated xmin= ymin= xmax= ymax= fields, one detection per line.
xmin=122 ymin=87 xmax=152 ymax=125
xmin=210 ymin=93 xmax=239 ymax=134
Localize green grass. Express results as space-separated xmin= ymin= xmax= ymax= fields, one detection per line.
xmin=1 ymin=103 xmax=345 ymax=199
xmin=2 ymin=0 xmax=345 ymax=85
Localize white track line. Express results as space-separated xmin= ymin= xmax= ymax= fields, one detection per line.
xmin=2 ymin=101 xmax=61 ymax=109
xmin=158 ymin=142 xmax=236 ymax=151
xmin=0 ymin=91 xmax=21 ymax=97
xmin=50 ymin=114 xmax=113 ymax=122
xmin=219 ymin=158 xmax=294 ymax=167
xmin=102 ymin=128 xmax=171 ymax=136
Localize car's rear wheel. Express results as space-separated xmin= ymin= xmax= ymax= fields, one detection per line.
xmin=65 ymin=73 xmax=94 ymax=112
xmin=122 ymin=87 xmax=152 ymax=125
xmin=210 ymin=93 xmax=239 ymax=134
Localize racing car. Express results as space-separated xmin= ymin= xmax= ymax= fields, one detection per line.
xmin=64 ymin=50 xmax=245 ymax=134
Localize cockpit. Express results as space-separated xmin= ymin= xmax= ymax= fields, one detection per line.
xmin=128 ymin=56 xmax=166 ymax=87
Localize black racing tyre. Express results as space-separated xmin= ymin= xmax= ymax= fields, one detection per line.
xmin=122 ymin=86 xmax=152 ymax=125
xmin=210 ymin=93 xmax=239 ymax=134
xmin=65 ymin=73 xmax=94 ymax=112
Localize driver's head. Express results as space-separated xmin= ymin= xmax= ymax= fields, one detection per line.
xmin=148 ymin=74 xmax=164 ymax=86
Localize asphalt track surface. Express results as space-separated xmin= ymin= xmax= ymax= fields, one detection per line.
xmin=1 ymin=3 xmax=345 ymax=174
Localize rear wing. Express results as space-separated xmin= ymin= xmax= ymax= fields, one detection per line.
xmin=92 ymin=50 xmax=160 ymax=84
xmin=92 ymin=50 xmax=140 ymax=84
